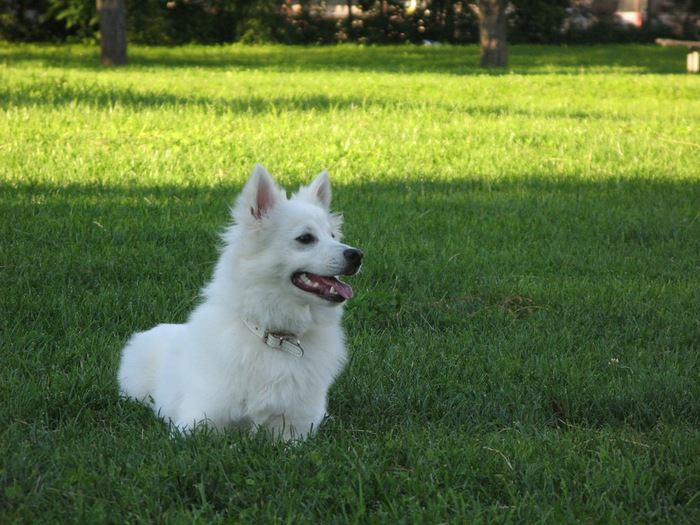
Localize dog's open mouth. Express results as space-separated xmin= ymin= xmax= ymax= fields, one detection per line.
xmin=291 ymin=272 xmax=353 ymax=303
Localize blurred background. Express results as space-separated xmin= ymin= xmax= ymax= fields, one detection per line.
xmin=2 ymin=0 xmax=698 ymax=46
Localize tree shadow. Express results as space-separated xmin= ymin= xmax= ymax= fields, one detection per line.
xmin=0 ymin=76 xmax=633 ymax=121
xmin=0 ymin=43 xmax=690 ymax=75
xmin=2 ymin=175 xmax=699 ymax=430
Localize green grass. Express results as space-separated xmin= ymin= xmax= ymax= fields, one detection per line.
xmin=1 ymin=43 xmax=699 ymax=523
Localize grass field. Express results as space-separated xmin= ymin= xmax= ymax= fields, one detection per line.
xmin=1 ymin=43 xmax=699 ymax=522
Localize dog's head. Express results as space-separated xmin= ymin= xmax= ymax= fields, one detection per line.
xmin=230 ymin=165 xmax=362 ymax=307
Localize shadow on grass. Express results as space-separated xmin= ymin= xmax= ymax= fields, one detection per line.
xmin=0 ymin=43 xmax=690 ymax=75
xmin=2 ymin=176 xmax=699 ymax=431
xmin=0 ymin=79 xmax=632 ymax=121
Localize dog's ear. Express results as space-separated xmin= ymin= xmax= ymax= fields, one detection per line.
xmin=298 ymin=170 xmax=331 ymax=210
xmin=233 ymin=165 xmax=280 ymax=224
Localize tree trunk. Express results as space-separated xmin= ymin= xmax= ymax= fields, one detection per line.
xmin=469 ymin=1 xmax=507 ymax=68
xmin=97 ymin=0 xmax=127 ymax=66
xmin=346 ymin=0 xmax=354 ymax=40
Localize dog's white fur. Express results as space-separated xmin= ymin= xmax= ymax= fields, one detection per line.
xmin=118 ymin=165 xmax=358 ymax=440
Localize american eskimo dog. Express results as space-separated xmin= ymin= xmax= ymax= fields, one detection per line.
xmin=118 ymin=165 xmax=362 ymax=440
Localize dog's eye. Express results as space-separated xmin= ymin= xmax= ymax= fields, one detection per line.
xmin=331 ymin=233 xmax=336 ymax=239
xmin=296 ymin=233 xmax=317 ymax=245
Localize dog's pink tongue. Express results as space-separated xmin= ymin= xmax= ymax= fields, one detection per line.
xmin=316 ymin=275 xmax=353 ymax=300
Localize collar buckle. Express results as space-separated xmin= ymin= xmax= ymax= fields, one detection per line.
xmin=265 ymin=332 xmax=304 ymax=359
xmin=243 ymin=318 xmax=304 ymax=359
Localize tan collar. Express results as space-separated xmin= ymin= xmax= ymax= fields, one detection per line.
xmin=242 ymin=318 xmax=304 ymax=359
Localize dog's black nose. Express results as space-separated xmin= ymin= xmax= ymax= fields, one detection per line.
xmin=343 ymin=249 xmax=363 ymax=265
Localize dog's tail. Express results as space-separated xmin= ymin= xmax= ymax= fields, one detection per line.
xmin=117 ymin=324 xmax=177 ymax=403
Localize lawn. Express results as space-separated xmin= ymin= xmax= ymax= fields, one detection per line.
xmin=1 ymin=43 xmax=699 ymax=522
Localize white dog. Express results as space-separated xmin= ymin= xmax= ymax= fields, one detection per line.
xmin=118 ymin=165 xmax=362 ymax=440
